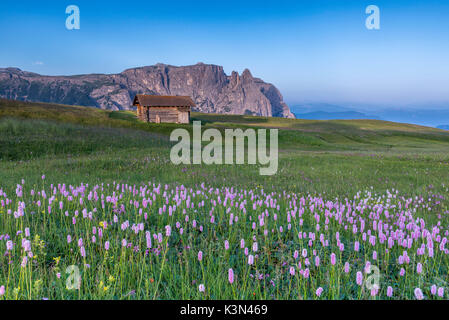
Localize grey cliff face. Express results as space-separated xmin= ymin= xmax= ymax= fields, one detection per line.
xmin=0 ymin=63 xmax=295 ymax=118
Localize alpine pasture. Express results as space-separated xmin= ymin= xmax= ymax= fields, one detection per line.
xmin=1 ymin=99 xmax=449 ymax=300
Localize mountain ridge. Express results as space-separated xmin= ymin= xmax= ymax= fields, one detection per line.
xmin=0 ymin=63 xmax=294 ymax=118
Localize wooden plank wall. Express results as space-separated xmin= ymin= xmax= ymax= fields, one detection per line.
xmin=137 ymin=106 xmax=190 ymax=123
xmin=137 ymin=104 xmax=147 ymax=121
xmin=149 ymin=107 xmax=179 ymax=123
xmin=176 ymin=107 xmax=190 ymax=124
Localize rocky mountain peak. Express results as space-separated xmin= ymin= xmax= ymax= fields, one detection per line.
xmin=242 ymin=68 xmax=253 ymax=78
xmin=0 ymin=64 xmax=295 ymax=118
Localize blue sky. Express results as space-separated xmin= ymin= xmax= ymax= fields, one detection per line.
xmin=1 ymin=0 xmax=449 ymax=107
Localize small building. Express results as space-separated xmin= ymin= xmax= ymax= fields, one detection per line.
xmin=133 ymin=94 xmax=194 ymax=124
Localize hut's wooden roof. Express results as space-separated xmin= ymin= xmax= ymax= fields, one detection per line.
xmin=133 ymin=95 xmax=195 ymax=107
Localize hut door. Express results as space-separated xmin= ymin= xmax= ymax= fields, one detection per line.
xmin=146 ymin=107 xmax=150 ymax=122
xmin=155 ymin=115 xmax=161 ymax=123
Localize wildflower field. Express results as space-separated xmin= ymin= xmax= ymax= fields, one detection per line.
xmin=1 ymin=99 xmax=449 ymax=300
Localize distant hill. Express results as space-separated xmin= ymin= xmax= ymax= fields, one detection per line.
xmin=290 ymin=103 xmax=353 ymax=114
xmin=374 ymin=109 xmax=449 ymax=128
xmin=291 ymin=103 xmax=380 ymax=120
xmin=295 ymin=111 xmax=380 ymax=120
xmin=0 ymin=63 xmax=294 ymax=118
xmin=291 ymin=103 xmax=449 ymax=127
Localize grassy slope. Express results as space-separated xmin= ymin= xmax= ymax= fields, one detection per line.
xmin=1 ymin=98 xmax=449 ymax=198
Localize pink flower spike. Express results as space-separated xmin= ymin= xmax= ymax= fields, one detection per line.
xmin=356 ymin=271 xmax=363 ymax=286
xmin=414 ymin=288 xmax=424 ymax=300
xmin=289 ymin=266 xmax=295 ymax=276
xmin=228 ymin=268 xmax=234 ymax=284
xmin=387 ymin=286 xmax=393 ymax=297
xmin=330 ymin=253 xmax=336 ymax=266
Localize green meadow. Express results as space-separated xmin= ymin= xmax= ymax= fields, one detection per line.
xmin=1 ymin=99 xmax=449 ymax=300
xmin=1 ymin=98 xmax=449 ymax=196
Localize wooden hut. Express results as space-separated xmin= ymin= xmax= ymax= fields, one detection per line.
xmin=133 ymin=95 xmax=194 ymax=124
